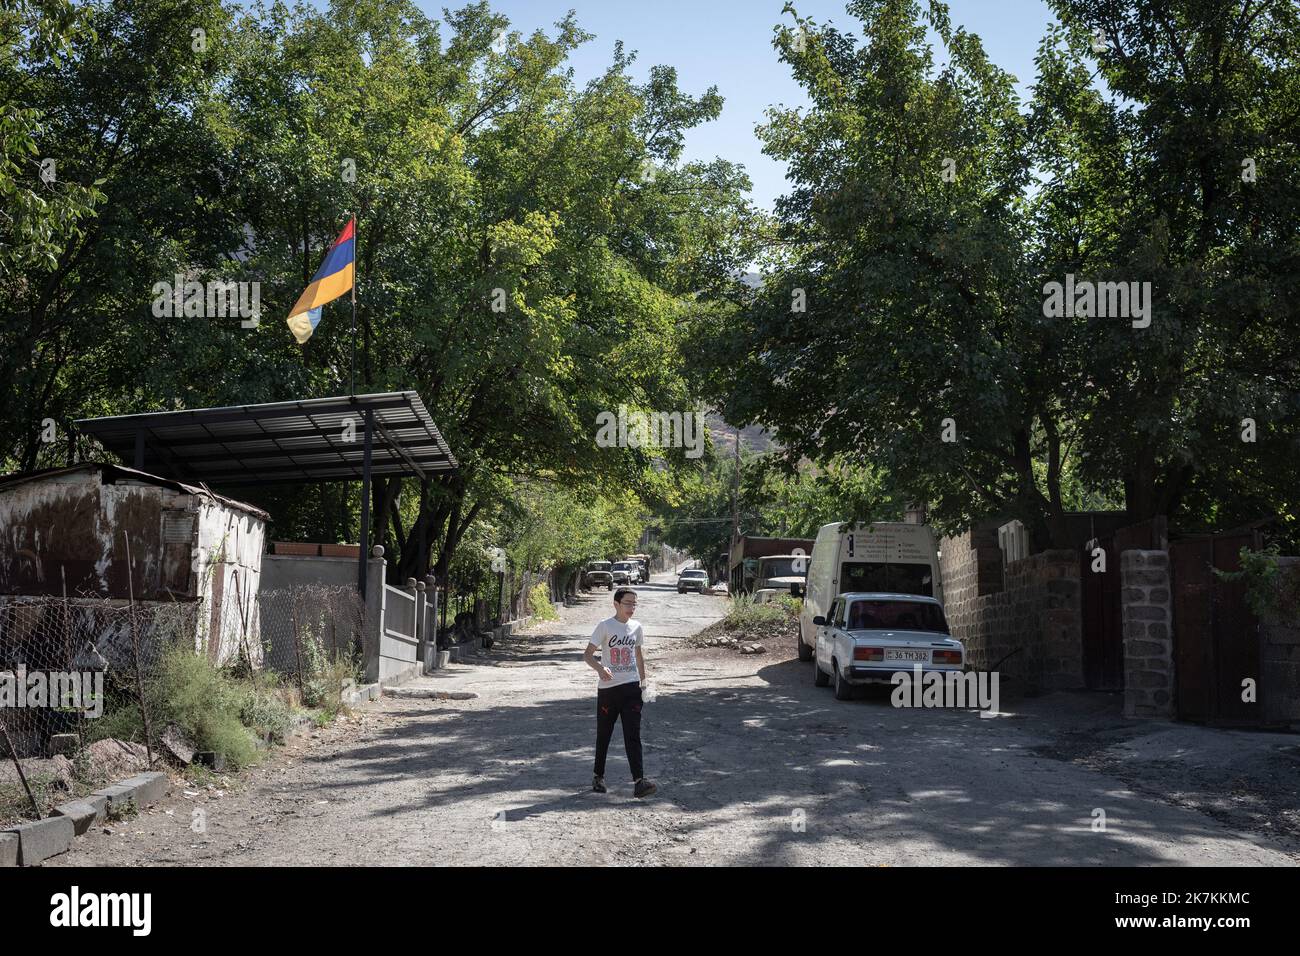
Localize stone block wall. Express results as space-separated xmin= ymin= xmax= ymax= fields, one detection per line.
xmin=1120 ymin=549 xmax=1173 ymax=718
xmin=938 ymin=525 xmax=1004 ymax=631
xmin=939 ymin=528 xmax=1084 ymax=692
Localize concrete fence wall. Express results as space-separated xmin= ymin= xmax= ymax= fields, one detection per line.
xmin=261 ymin=554 xmax=356 ymax=591
xmin=266 ymin=551 xmax=439 ymax=686
xmin=378 ymin=580 xmax=418 ymax=685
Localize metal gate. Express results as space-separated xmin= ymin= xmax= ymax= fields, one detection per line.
xmin=1080 ymin=517 xmax=1166 ymax=691
xmin=1081 ymin=535 xmax=1123 ymax=690
xmin=1170 ymin=530 xmax=1262 ymax=724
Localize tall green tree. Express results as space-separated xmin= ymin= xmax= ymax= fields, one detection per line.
xmin=2 ymin=0 xmax=757 ymax=580
xmin=701 ymin=0 xmax=1299 ymax=549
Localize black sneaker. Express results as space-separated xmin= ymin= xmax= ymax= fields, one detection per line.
xmin=592 ymin=775 xmax=607 ymax=793
xmin=633 ymin=777 xmax=657 ymax=798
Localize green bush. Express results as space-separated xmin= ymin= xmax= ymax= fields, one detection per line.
xmin=88 ymin=644 xmax=260 ymax=769
xmin=151 ymin=646 xmax=261 ymax=768
xmin=298 ymin=633 xmax=359 ymax=713
xmin=527 ymin=581 xmax=559 ymax=621
xmin=774 ymin=594 xmax=803 ymax=617
xmin=1216 ymin=547 xmax=1300 ymax=625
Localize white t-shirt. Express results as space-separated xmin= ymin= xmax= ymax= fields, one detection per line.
xmin=589 ymin=616 xmax=643 ymax=690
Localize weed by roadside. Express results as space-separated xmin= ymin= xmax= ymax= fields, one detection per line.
xmin=690 ymin=593 xmax=801 ymax=652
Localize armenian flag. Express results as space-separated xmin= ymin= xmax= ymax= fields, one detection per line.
xmin=286 ymin=217 xmax=355 ymax=344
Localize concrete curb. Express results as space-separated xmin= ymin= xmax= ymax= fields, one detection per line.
xmin=89 ymin=771 xmax=169 ymax=816
xmin=0 ymin=770 xmax=171 ymax=868
xmin=1 ymin=815 xmax=75 ymax=866
xmin=0 ymin=832 xmax=18 ymax=867
xmin=341 ymin=682 xmax=381 ymax=706
xmin=51 ymin=797 xmax=105 ymax=836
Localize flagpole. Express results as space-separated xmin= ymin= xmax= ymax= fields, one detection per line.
xmin=349 ymin=211 xmax=357 ymax=396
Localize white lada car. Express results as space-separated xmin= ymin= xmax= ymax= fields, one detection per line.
xmin=811 ymin=592 xmax=965 ymax=700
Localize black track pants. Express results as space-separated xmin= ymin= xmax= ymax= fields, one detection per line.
xmin=593 ymin=681 xmax=644 ymax=780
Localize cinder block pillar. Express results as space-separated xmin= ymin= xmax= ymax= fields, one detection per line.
xmin=1121 ymin=549 xmax=1174 ymax=718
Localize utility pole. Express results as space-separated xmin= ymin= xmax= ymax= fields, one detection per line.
xmin=730 ymin=424 xmax=741 ymax=552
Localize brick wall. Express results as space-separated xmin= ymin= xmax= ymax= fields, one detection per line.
xmin=1120 ymin=549 xmax=1174 ymax=718
xmin=939 ymin=529 xmax=1084 ymax=692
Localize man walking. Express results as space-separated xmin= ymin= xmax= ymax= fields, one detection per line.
xmin=584 ymin=588 xmax=657 ymax=797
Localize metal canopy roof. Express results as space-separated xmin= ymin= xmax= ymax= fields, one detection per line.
xmin=75 ymin=392 xmax=458 ymax=486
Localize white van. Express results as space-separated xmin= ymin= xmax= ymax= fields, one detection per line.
xmin=795 ymin=522 xmax=943 ymax=662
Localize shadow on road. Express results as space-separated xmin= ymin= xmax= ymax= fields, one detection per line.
xmin=296 ymin=649 xmax=1281 ymax=866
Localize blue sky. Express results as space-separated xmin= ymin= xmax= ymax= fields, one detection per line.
xmin=415 ymin=0 xmax=1060 ymax=210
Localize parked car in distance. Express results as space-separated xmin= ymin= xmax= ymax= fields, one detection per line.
xmin=751 ymin=554 xmax=808 ymax=603
xmin=677 ymin=568 xmax=709 ymax=594
xmin=585 ymin=561 xmax=614 ymax=590
xmin=811 ymin=593 xmax=964 ymax=701
xmin=625 ymin=554 xmax=651 ymax=583
xmin=611 ymin=561 xmax=637 ymax=586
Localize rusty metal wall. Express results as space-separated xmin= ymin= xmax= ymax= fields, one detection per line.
xmin=0 ymin=471 xmax=197 ymax=599
xmin=0 ymin=470 xmax=265 ymax=642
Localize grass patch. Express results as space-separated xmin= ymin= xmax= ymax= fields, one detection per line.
xmin=691 ymin=593 xmax=803 ymax=649
xmin=183 ymin=763 xmax=220 ymax=787
xmin=90 ymin=641 xmax=361 ymax=770
xmin=0 ymin=774 xmax=56 ymax=824
xmin=723 ymin=592 xmax=799 ymax=628
xmin=230 ymin=671 xmax=297 ymax=745
xmin=106 ymin=800 xmax=138 ymax=823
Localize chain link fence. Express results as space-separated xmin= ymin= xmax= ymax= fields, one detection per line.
xmin=0 ymin=585 xmax=364 ymax=828
xmin=256 ymin=586 xmax=365 ymax=698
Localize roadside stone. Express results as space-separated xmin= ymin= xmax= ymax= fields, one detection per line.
xmin=3 ymin=815 xmax=75 ymax=865
xmin=52 ymin=799 xmax=104 ymax=835
xmin=48 ymin=734 xmax=79 ymax=756
xmin=0 ymin=833 xmax=17 ymax=867
xmin=161 ymin=724 xmax=195 ymax=765
xmin=120 ymin=772 xmax=168 ymax=807
xmin=194 ymin=752 xmax=227 ymax=772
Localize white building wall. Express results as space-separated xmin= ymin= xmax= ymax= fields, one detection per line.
xmin=192 ymin=500 xmax=265 ymax=667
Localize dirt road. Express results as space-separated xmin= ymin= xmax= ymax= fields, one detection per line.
xmin=51 ymin=571 xmax=1299 ymax=866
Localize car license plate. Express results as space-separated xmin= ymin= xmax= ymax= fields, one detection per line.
xmin=885 ymin=648 xmax=930 ymax=663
